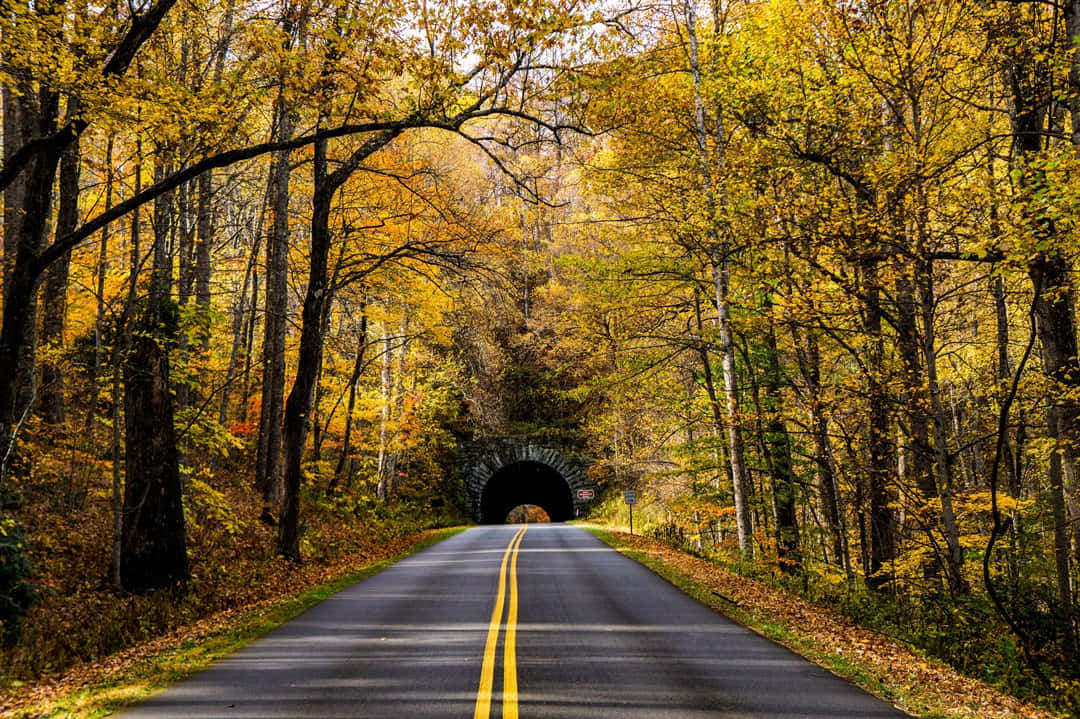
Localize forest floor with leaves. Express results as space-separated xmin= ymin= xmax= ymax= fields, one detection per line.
xmin=586 ymin=525 xmax=1064 ymax=719
xmin=0 ymin=526 xmax=462 ymax=718
xmin=0 ymin=465 xmax=464 ymax=718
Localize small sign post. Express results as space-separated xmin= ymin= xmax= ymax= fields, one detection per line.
xmin=624 ymin=489 xmax=637 ymax=535
xmin=577 ymin=488 xmax=595 ymax=501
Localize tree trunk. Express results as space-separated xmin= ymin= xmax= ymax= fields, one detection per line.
xmin=682 ymin=0 xmax=752 ymax=556
xmin=693 ymin=289 xmax=728 ymax=493
xmin=761 ymin=295 xmax=799 ymax=569
xmin=240 ymin=269 xmax=259 ymax=423
xmin=863 ymin=259 xmax=897 ymax=588
xmin=39 ymin=104 xmax=81 ymax=426
xmin=278 ymin=137 xmax=333 ymax=561
xmin=309 ymin=284 xmax=338 ymax=463
xmin=1005 ymin=15 xmax=1079 ymax=649
xmin=0 ymin=145 xmax=59 ymax=488
xmin=798 ymin=327 xmax=846 ymax=573
xmin=86 ymin=136 xmax=114 ymax=434
xmin=277 ymin=123 xmax=401 ymax=560
xmin=329 ymin=306 xmax=368 ymax=492
xmin=177 ymin=181 xmax=194 ymax=307
xmin=113 ymin=141 xmax=143 ymax=590
xmin=120 ymin=140 xmax=188 ymax=591
xmin=219 ymin=231 xmax=261 ymax=424
xmin=174 ymin=180 xmax=194 ymax=417
xmin=0 ymin=80 xmax=60 ymax=484
xmin=195 ymin=170 xmax=213 ymax=312
xmin=1 ymin=83 xmax=28 ymax=286
xmin=376 ymin=323 xmax=394 ymax=500
xmin=895 ymin=271 xmax=935 ymax=500
xmin=1 ymin=76 xmax=45 ymax=447
xmin=255 ymin=101 xmax=292 ymax=524
xmin=120 ymin=334 xmax=188 ymax=592
xmin=920 ymin=261 xmax=967 ymax=594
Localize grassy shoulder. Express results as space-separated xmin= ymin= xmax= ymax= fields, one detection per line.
xmin=0 ymin=526 xmax=465 ymax=719
xmin=584 ymin=525 xmax=1062 ymax=719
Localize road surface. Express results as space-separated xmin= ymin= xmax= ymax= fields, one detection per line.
xmin=120 ymin=525 xmax=910 ymax=718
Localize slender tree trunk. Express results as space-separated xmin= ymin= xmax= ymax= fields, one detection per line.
xmin=798 ymin=328 xmax=846 ymax=572
xmin=195 ymin=171 xmax=213 ymax=313
xmin=693 ymin=289 xmax=728 ymax=491
xmin=39 ymin=101 xmax=81 ymax=427
xmin=150 ymin=161 xmax=174 ymax=305
xmin=240 ymin=269 xmax=259 ymax=423
xmin=309 ymin=281 xmax=338 ymax=462
xmin=86 ymin=136 xmax=114 ymax=434
xmin=920 ymin=261 xmax=966 ymax=594
xmin=992 ymin=275 xmax=1024 ymax=576
xmin=276 ymin=110 xmax=400 ymax=558
xmin=113 ymin=140 xmax=143 ymax=590
xmin=111 ymin=334 xmax=124 ymax=591
xmin=219 ymin=231 xmax=261 ymax=424
xmin=895 ymin=271 xmax=936 ymax=504
xmin=1049 ymin=406 xmax=1076 ymax=630
xmin=329 ymin=306 xmax=368 ymax=492
xmin=1005 ymin=15 xmax=1079 ymax=649
xmin=278 ymin=136 xmax=332 ymax=561
xmin=255 ymin=101 xmax=292 ymax=524
xmin=761 ymin=294 xmax=799 ymax=569
xmin=386 ymin=318 xmax=411 ymax=493
xmin=376 ymin=323 xmax=394 ymax=501
xmin=177 ymin=181 xmax=194 ymax=306
xmin=192 ymin=0 xmax=234 ymax=341
xmin=683 ymin=0 xmax=752 ymax=556
xmin=174 ymin=180 xmax=194 ymax=418
xmin=863 ymin=259 xmax=897 ymax=588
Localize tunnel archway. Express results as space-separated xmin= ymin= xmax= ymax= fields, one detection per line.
xmin=480 ymin=461 xmax=574 ymax=523
xmin=462 ymin=439 xmax=593 ymax=522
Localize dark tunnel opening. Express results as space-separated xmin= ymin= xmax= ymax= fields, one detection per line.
xmin=479 ymin=461 xmax=574 ymax=523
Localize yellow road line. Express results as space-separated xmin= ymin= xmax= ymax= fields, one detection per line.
xmin=473 ymin=526 xmax=527 ymax=719
xmin=503 ymin=527 xmax=524 ymax=719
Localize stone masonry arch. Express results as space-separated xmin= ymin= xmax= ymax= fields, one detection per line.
xmin=462 ymin=439 xmax=592 ymax=523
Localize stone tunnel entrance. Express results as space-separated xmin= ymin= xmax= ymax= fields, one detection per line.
xmin=480 ymin=461 xmax=574 ymax=523
xmin=462 ymin=439 xmax=593 ymax=523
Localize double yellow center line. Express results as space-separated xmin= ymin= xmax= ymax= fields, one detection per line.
xmin=474 ymin=526 xmax=527 ymax=719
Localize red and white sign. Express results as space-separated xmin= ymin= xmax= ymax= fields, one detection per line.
xmin=577 ymin=489 xmax=595 ymax=500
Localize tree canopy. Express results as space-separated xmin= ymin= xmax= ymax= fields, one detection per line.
xmin=3 ymin=0 xmax=1080 ymax=713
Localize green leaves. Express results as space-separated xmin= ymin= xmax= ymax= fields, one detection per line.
xmin=0 ymin=516 xmax=36 ymax=647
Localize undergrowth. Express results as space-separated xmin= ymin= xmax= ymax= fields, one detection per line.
xmin=636 ymin=520 xmax=1078 ymax=717
xmin=0 ymin=467 xmax=467 ymax=691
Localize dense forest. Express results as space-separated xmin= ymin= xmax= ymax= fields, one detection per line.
xmin=3 ymin=0 xmax=1080 ymax=713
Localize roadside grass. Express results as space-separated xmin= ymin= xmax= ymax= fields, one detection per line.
xmin=4 ymin=527 xmax=466 ymax=719
xmin=584 ymin=525 xmax=1060 ymax=719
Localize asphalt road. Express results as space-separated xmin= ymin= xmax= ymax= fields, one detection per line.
xmin=120 ymin=525 xmax=910 ymax=718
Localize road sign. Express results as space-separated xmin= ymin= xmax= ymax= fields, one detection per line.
xmin=624 ymin=489 xmax=637 ymax=505
xmin=577 ymin=489 xmax=595 ymax=500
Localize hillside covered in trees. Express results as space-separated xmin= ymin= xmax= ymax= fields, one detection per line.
xmin=3 ymin=0 xmax=1080 ymax=714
